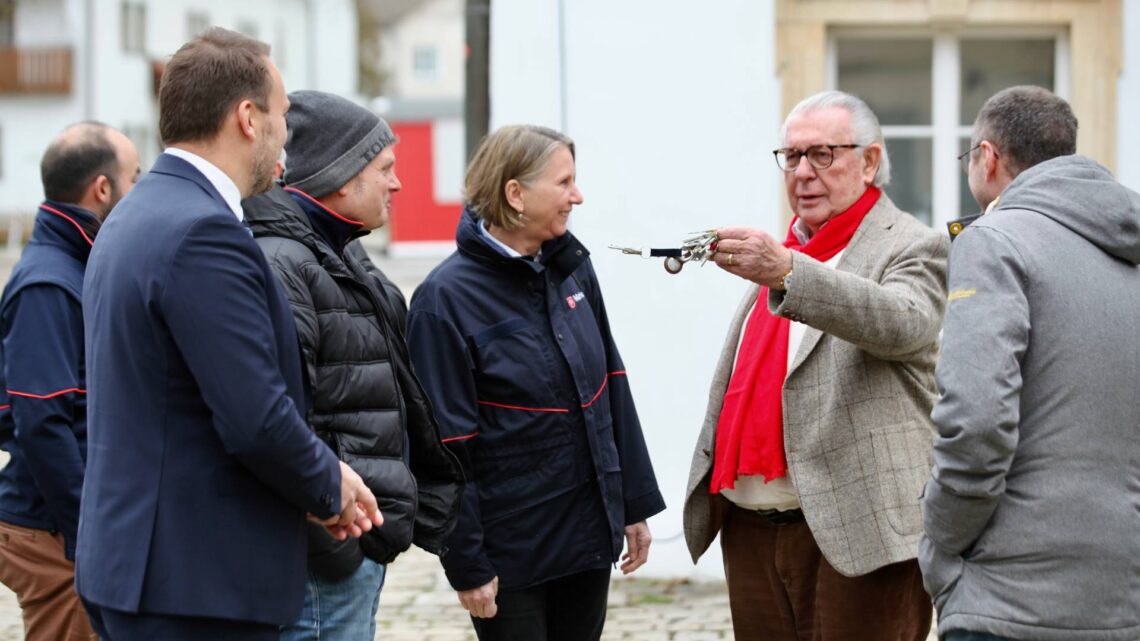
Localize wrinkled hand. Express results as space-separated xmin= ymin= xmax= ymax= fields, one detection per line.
xmin=713 ymin=227 xmax=793 ymax=289
xmin=314 ymin=462 xmax=384 ymax=541
xmin=458 ymin=577 xmax=499 ymax=618
xmin=621 ymin=521 xmax=652 ymax=575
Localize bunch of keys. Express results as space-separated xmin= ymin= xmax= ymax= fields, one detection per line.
xmin=608 ymin=229 xmax=719 ymax=274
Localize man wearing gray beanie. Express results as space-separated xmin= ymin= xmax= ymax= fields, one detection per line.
xmin=242 ymin=90 xmax=463 ymax=641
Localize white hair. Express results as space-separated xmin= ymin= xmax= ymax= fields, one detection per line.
xmin=781 ymin=90 xmax=891 ymax=187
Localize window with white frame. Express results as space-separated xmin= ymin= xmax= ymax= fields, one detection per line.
xmin=121 ymin=1 xmax=146 ymax=54
xmin=830 ymin=30 xmax=1068 ymax=227
xmin=413 ymin=45 xmax=438 ymax=81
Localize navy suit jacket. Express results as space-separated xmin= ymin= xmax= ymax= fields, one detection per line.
xmin=77 ymin=153 xmax=342 ymax=625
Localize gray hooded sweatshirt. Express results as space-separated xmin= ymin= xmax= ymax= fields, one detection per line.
xmin=920 ymin=155 xmax=1140 ymax=641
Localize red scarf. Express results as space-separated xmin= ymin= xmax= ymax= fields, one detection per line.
xmin=709 ymin=187 xmax=880 ymax=493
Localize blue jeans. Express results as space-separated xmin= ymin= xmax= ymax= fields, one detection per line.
xmin=281 ymin=557 xmax=386 ymax=641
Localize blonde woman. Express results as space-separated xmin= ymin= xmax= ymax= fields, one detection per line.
xmin=407 ymin=125 xmax=664 ymax=641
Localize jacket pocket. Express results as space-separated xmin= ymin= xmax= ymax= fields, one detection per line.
xmin=869 ymin=421 xmax=932 ymax=536
xmin=476 ymin=440 xmax=575 ymax=522
xmin=918 ymin=535 xmax=964 ymax=612
xmin=471 ymin=318 xmax=565 ymax=420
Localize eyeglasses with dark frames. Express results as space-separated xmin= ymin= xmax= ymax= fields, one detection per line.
xmin=773 ymin=144 xmax=862 ymax=172
xmin=958 ymin=143 xmax=982 ymax=174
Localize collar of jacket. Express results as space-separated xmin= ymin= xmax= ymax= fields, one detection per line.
xmin=285 ymin=187 xmax=369 ymax=255
xmin=455 ymin=205 xmax=590 ymax=283
xmin=243 ymin=185 xmax=365 ymax=279
xmin=33 ymin=200 xmax=100 ymax=261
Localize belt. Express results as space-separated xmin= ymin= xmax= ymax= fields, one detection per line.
xmin=754 ymin=508 xmax=805 ymax=526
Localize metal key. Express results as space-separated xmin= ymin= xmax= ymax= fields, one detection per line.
xmin=608 ymin=230 xmax=720 ymax=274
xmin=607 ymin=245 xmax=651 ymax=258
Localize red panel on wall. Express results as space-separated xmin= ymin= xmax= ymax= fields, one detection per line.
xmin=388 ymin=121 xmax=464 ymax=243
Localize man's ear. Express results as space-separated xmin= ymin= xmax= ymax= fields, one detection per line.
xmin=980 ymin=140 xmax=1002 ymax=181
xmin=91 ymin=175 xmax=113 ymax=206
xmin=504 ymin=179 xmax=524 ymax=213
xmin=236 ymin=99 xmax=258 ymax=141
xmin=861 ymin=144 xmax=882 ymax=186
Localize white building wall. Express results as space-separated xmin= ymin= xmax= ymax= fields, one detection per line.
xmin=488 ymin=0 xmax=562 ymax=129
xmin=490 ymin=0 xmax=781 ymax=580
xmin=304 ymin=0 xmax=358 ymax=97
xmin=382 ymin=0 xmax=463 ymax=100
xmin=1118 ymin=0 xmax=1139 ymax=192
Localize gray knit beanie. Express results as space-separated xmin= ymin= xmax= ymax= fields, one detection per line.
xmin=283 ymin=90 xmax=395 ymax=198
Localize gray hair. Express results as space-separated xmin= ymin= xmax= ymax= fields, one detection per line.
xmin=781 ymin=90 xmax=891 ymax=187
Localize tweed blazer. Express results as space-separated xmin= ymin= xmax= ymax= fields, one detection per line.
xmin=683 ymin=196 xmax=949 ymax=577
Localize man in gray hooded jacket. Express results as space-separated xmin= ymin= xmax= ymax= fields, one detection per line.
xmin=921 ymin=85 xmax=1140 ymax=641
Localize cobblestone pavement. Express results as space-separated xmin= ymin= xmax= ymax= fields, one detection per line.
xmin=0 ymin=543 xmax=936 ymax=640
xmin=375 ymin=547 xmax=736 ymax=641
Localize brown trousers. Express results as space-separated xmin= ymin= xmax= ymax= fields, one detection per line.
xmin=721 ymin=504 xmax=931 ymax=641
xmin=0 ymin=521 xmax=97 ymax=641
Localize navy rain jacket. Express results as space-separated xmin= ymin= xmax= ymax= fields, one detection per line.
xmin=407 ymin=207 xmax=665 ymax=591
xmin=0 ymin=202 xmax=99 ymax=560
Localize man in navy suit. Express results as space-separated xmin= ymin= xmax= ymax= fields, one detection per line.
xmin=78 ymin=27 xmax=383 ymax=641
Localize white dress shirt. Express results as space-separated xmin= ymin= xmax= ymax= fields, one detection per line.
xmin=164 ymin=147 xmax=245 ymax=222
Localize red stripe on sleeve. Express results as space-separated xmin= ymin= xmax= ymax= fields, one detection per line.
xmin=7 ymin=388 xmax=87 ymax=400
xmin=580 ymin=371 xmax=627 ymax=409
xmin=441 ymin=432 xmax=478 ymax=443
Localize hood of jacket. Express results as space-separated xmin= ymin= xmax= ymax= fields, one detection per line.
xmin=995 ymin=154 xmax=1140 ymax=265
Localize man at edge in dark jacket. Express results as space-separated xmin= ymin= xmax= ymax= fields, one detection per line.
xmin=0 ymin=121 xmax=139 ymax=641
xmin=242 ymin=90 xmax=463 ymax=641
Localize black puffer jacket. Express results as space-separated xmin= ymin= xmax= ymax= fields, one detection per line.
xmin=243 ymin=185 xmax=463 ymax=579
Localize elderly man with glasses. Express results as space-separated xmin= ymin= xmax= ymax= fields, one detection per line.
xmin=683 ymin=90 xmax=949 ymax=641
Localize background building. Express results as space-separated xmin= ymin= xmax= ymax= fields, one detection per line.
xmin=373 ymin=0 xmax=465 ymax=255
xmin=0 ymin=0 xmax=359 ymax=249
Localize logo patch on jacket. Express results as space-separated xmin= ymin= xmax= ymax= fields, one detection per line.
xmin=566 ymin=291 xmax=585 ymax=309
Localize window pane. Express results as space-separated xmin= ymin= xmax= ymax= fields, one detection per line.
xmin=837 ymin=39 xmax=932 ymax=125
xmin=883 ymin=137 xmax=932 ymax=225
xmin=414 ymin=46 xmax=437 ymax=81
xmin=960 ymin=39 xmax=1054 ymax=125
